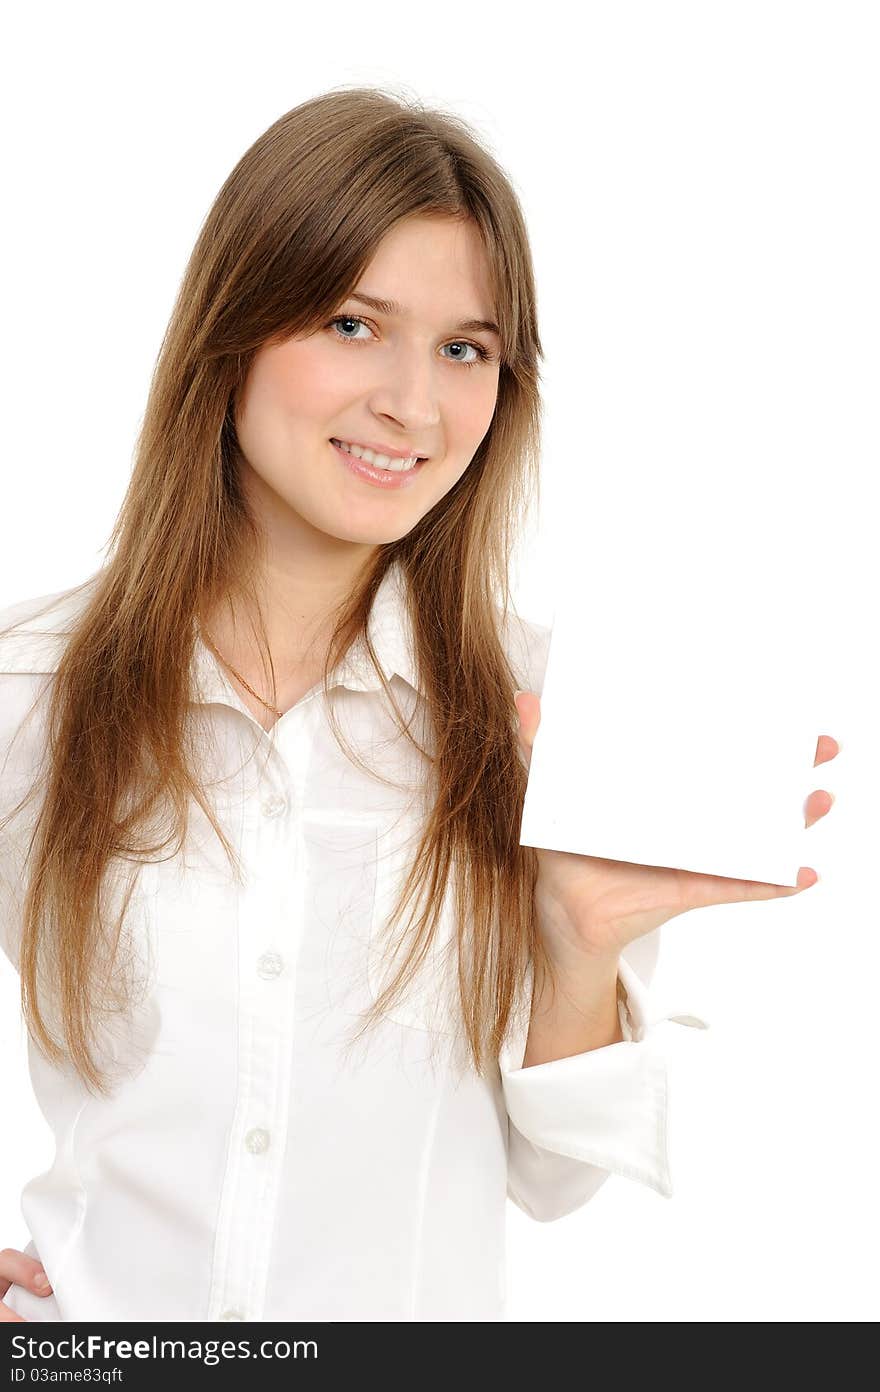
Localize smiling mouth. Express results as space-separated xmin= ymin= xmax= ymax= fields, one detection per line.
xmin=329 ymin=438 xmax=425 ymax=472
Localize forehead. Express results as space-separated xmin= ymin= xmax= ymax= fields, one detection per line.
xmin=357 ymin=217 xmax=495 ymax=312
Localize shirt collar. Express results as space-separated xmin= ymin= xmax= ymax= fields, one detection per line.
xmin=0 ymin=560 xmax=422 ymax=701
xmin=190 ymin=559 xmax=421 ymax=706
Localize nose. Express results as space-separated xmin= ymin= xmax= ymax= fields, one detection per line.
xmin=367 ymin=350 xmax=442 ymax=436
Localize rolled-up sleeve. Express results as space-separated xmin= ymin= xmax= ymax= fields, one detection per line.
xmin=499 ymin=934 xmax=709 ymax=1221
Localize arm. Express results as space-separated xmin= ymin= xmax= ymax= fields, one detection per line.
xmin=501 ymin=633 xmax=709 ymax=1220
xmin=521 ymin=950 xmax=624 ymax=1068
xmin=500 ymin=943 xmax=710 ymax=1222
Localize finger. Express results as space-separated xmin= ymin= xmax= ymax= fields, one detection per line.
xmin=674 ymin=861 xmax=820 ymax=915
xmin=805 ymin=788 xmax=835 ymax=829
xmin=815 ymin=735 xmax=841 ymax=766
xmin=514 ymin=690 xmax=541 ymax=771
xmin=0 ymin=1248 xmax=52 ymax=1298
xmin=744 ymin=865 xmax=819 ymax=898
xmin=0 ymin=1302 xmax=27 ymax=1322
xmin=764 ymin=866 xmax=819 ymax=895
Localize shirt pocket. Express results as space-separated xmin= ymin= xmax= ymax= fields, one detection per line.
xmin=366 ymin=808 xmax=460 ymax=1037
xmin=129 ymin=807 xmax=244 ymax=1031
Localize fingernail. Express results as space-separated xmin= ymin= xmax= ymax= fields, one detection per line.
xmin=34 ymin=1270 xmax=51 ymax=1291
xmin=514 ymin=690 xmax=525 ymax=701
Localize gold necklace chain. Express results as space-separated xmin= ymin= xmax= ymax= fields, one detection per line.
xmin=198 ymin=626 xmax=283 ymax=719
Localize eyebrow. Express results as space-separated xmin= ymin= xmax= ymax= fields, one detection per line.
xmin=346 ymin=291 xmax=501 ymax=340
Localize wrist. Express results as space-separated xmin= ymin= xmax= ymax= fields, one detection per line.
xmin=523 ymin=950 xmax=624 ymax=1066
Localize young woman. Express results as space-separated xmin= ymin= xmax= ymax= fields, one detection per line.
xmin=0 ymin=86 xmax=837 ymax=1324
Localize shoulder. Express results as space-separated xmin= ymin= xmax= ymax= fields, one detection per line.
xmin=0 ymin=578 xmax=99 ymax=675
xmin=0 ymin=580 xmax=101 ymax=794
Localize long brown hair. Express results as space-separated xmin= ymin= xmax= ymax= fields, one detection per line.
xmin=0 ymin=84 xmax=557 ymax=1096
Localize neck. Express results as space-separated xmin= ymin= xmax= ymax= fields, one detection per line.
xmin=211 ymin=460 xmax=379 ymax=669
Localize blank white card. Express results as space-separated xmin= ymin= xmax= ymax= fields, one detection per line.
xmin=518 ymin=565 xmax=819 ymax=889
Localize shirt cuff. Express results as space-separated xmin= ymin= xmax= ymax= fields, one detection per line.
xmin=616 ymin=952 xmax=711 ymax=1041
xmin=499 ymin=953 xmax=710 ymax=1200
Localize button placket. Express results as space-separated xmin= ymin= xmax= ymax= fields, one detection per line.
xmin=206 ymin=747 xmax=303 ymax=1325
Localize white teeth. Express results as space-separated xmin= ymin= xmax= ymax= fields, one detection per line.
xmin=332 ymin=439 xmax=419 ymax=471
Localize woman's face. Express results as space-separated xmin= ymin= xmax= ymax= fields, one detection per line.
xmin=233 ymin=215 xmax=501 ymax=551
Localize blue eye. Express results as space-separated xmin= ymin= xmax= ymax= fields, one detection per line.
xmin=328 ymin=316 xmax=372 ymax=344
xmin=325 ymin=315 xmax=493 ymax=369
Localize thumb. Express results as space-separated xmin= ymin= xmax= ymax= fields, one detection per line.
xmin=514 ymin=690 xmax=541 ymax=770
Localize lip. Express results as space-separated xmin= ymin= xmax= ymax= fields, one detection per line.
xmin=330 ymin=439 xmax=426 ymax=489
xmin=330 ymin=436 xmax=428 ymax=461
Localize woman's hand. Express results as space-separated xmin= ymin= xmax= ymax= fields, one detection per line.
xmin=514 ymin=691 xmax=840 ymax=966
xmin=0 ymin=1247 xmax=53 ymax=1322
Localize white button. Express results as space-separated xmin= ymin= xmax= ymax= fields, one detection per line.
xmin=245 ymin=1127 xmax=270 ymax=1154
xmin=257 ymin=952 xmax=284 ymax=980
xmin=219 ymin=1309 xmax=244 ymax=1321
xmin=261 ymin=792 xmax=287 ymax=818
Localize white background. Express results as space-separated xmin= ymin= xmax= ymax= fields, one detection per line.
xmin=1 ymin=0 xmax=875 ymax=1322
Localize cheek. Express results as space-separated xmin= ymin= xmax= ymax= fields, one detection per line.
xmin=254 ymin=338 xmax=355 ymax=427
xmin=277 ymin=346 xmax=346 ymax=419
xmin=456 ymin=378 xmax=498 ymax=448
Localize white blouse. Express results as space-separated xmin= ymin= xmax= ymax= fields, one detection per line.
xmin=0 ymin=563 xmax=708 ymax=1323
